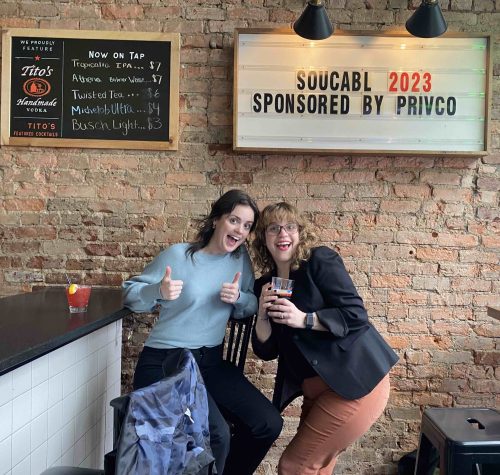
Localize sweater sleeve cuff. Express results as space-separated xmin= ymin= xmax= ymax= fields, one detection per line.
xmin=232 ymin=291 xmax=255 ymax=319
xmin=140 ymin=282 xmax=163 ymax=305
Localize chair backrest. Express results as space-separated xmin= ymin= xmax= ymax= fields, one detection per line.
xmin=224 ymin=315 xmax=255 ymax=372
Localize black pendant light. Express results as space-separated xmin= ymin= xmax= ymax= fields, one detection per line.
xmin=293 ymin=0 xmax=334 ymax=41
xmin=406 ymin=0 xmax=448 ymax=38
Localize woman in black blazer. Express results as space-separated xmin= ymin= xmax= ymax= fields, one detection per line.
xmin=252 ymin=202 xmax=398 ymax=475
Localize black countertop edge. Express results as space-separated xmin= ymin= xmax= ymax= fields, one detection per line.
xmin=0 ymin=307 xmax=132 ymax=377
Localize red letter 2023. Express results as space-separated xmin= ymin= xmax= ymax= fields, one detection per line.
xmin=388 ymin=71 xmax=432 ymax=93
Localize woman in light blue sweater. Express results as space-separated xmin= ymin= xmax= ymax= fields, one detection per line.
xmin=123 ymin=189 xmax=282 ymax=475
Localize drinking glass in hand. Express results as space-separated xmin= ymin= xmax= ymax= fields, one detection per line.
xmin=271 ymin=277 xmax=294 ymax=299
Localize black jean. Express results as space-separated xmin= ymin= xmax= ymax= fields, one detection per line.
xmin=134 ymin=345 xmax=283 ymax=475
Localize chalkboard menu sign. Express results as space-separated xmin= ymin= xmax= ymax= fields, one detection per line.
xmin=1 ymin=29 xmax=179 ymax=150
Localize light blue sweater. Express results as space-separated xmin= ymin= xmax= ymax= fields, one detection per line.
xmin=122 ymin=243 xmax=257 ymax=349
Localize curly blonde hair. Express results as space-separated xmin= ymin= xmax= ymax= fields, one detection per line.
xmin=251 ymin=202 xmax=318 ymax=274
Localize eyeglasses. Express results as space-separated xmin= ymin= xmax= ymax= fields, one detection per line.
xmin=266 ymin=223 xmax=299 ymax=235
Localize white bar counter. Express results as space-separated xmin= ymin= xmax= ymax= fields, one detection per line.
xmin=0 ymin=288 xmax=131 ymax=475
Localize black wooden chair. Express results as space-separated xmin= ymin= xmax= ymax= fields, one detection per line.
xmin=112 ymin=315 xmax=255 ymax=473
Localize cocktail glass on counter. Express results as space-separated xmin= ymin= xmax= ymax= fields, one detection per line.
xmin=66 ymin=284 xmax=92 ymax=313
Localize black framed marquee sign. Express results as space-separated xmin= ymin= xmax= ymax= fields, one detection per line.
xmin=1 ymin=28 xmax=180 ymax=150
xmin=233 ymin=29 xmax=491 ymax=155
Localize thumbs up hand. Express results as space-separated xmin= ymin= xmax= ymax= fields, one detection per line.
xmin=160 ymin=266 xmax=183 ymax=300
xmin=220 ymin=272 xmax=241 ymax=304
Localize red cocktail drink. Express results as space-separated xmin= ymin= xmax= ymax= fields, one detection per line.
xmin=66 ymin=284 xmax=91 ymax=313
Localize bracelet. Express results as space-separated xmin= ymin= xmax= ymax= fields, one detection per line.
xmin=257 ymin=316 xmax=269 ymax=321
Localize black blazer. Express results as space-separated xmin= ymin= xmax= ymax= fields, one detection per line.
xmin=252 ymin=246 xmax=399 ymax=411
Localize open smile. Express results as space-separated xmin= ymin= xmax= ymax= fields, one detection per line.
xmin=227 ymin=234 xmax=241 ymax=246
xmin=276 ymin=241 xmax=291 ymax=251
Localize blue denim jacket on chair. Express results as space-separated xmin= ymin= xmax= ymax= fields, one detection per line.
xmin=115 ymin=349 xmax=214 ymax=474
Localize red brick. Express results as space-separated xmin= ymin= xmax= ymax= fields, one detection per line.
xmin=392 ymin=156 xmax=432 ymax=168
xmin=482 ymin=153 xmax=500 ymax=164
xmin=397 ymin=231 xmax=438 ymax=245
xmin=482 ymin=235 xmax=500 ymax=248
xmin=57 ymin=186 xmax=96 ymax=198
xmin=20 ymin=3 xmax=58 ymax=17
xmin=388 ymin=321 xmax=427 ymax=334
xmin=265 ymin=155 xmax=308 ymax=171
xmin=430 ymin=322 xmax=470 ymax=335
xmin=380 ymin=200 xmax=421 ymax=213
xmin=477 ymin=177 xmax=499 ymax=191
xmin=227 ymin=6 xmax=268 ymax=21
xmin=0 ymin=17 xmax=37 ymax=28
xmin=269 ymin=9 xmax=296 ymax=22
xmin=413 ymin=392 xmax=453 ymax=406
xmin=144 ymin=6 xmax=181 ymax=18
xmin=451 ymin=278 xmax=491 ymax=292
xmin=394 ymin=184 xmax=430 ymax=198
xmin=470 ymin=380 xmax=500 ymax=393
xmin=294 ymin=172 xmax=334 ymax=184
xmin=385 ymin=335 xmax=411 ymax=349
xmin=420 ymin=170 xmax=461 ymax=185
xmin=207 ymin=20 xmax=248 ymax=34
xmin=371 ymin=274 xmax=411 ymax=288
xmin=477 ymin=207 xmax=499 ymax=220
xmin=388 ymin=290 xmax=429 ymax=305
xmin=84 ymin=244 xmax=121 ymax=257
xmin=98 ymin=184 xmax=139 ymax=200
xmin=397 ymin=262 xmax=438 ymax=275
xmin=411 ymin=335 xmax=453 ymax=350
xmin=3 ymin=199 xmax=46 ymax=211
xmin=180 ymin=112 xmax=208 ymax=128
xmin=164 ymin=172 xmax=206 ymax=185
xmin=429 ymin=293 xmax=473 ymax=306
xmin=60 ymin=4 xmax=99 ymax=18
xmin=185 ymin=7 xmax=225 ymax=20
xmin=296 ymin=200 xmax=336 ymax=213
xmin=123 ymin=245 xmax=162 ymax=259
xmin=208 ymin=112 xmax=232 ymax=126
xmin=416 ymin=247 xmax=457 ymax=262
xmin=15 ymin=184 xmax=55 ymax=198
xmin=101 ymin=5 xmax=144 ymax=19
xmin=13 ymin=226 xmax=57 ymax=240
xmin=474 ymin=352 xmax=500 ymax=366
xmin=309 ymin=156 xmax=350 ymax=169
xmin=473 ymin=324 xmax=499 ymax=338
xmin=209 ymin=172 xmax=253 ymax=185
xmin=460 ymin=249 xmax=498 ymax=263
xmin=3 ymin=241 xmax=41 ymax=253
xmin=433 ymin=188 xmax=473 ymax=202
xmin=440 ymin=157 xmax=479 ymax=168
xmin=334 ymin=170 xmax=376 ymax=183
xmin=38 ymin=18 xmax=78 ymax=29
xmin=182 ymin=49 xmax=209 ymax=64
xmin=405 ymin=350 xmax=431 ymax=364
xmin=341 ymin=200 xmax=378 ymax=212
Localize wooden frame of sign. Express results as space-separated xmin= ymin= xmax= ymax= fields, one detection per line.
xmin=233 ymin=28 xmax=491 ymax=156
xmin=1 ymin=28 xmax=180 ymax=150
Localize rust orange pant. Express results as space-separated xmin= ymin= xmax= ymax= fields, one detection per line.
xmin=278 ymin=374 xmax=390 ymax=475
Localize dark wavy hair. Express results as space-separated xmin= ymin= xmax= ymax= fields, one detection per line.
xmin=251 ymin=202 xmax=317 ymax=274
xmin=186 ymin=189 xmax=259 ymax=258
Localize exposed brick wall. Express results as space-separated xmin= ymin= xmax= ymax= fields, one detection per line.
xmin=0 ymin=2 xmax=499 ymax=473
